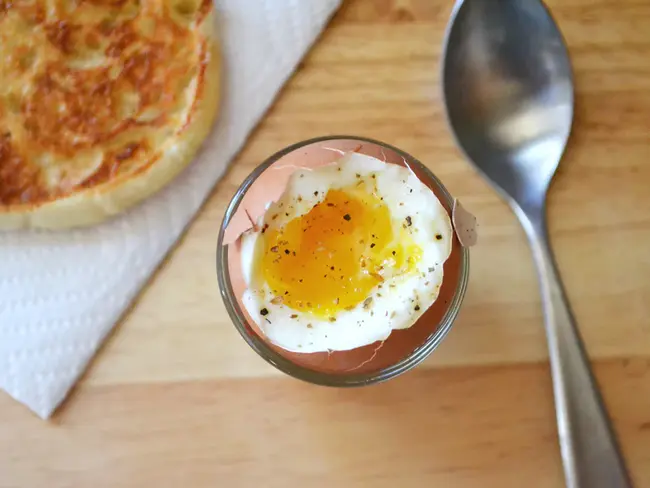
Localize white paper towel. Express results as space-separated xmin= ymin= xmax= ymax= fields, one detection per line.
xmin=0 ymin=0 xmax=341 ymax=419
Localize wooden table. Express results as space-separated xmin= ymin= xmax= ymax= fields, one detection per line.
xmin=2 ymin=1 xmax=650 ymax=486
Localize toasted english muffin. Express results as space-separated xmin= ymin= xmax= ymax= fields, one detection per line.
xmin=0 ymin=0 xmax=220 ymax=229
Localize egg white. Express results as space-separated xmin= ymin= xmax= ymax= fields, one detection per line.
xmin=240 ymin=152 xmax=452 ymax=353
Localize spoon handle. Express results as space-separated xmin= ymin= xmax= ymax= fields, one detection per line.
xmin=520 ymin=209 xmax=633 ymax=488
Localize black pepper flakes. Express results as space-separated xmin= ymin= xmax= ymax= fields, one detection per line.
xmin=370 ymin=243 xmax=375 ymax=248
xmin=405 ymin=216 xmax=412 ymax=227
xmin=284 ymin=249 xmax=290 ymax=255
xmin=314 ymin=191 xmax=318 ymax=196
xmin=291 ymin=314 xmax=298 ymax=319
xmin=435 ymin=234 xmax=443 ymax=240
xmin=414 ymin=305 xmax=420 ymax=311
xmin=392 ymin=251 xmax=396 ymax=256
xmin=343 ymin=214 xmax=351 ymax=221
xmin=260 ymin=308 xmax=269 ymax=316
xmin=329 ymin=317 xmax=337 ymax=322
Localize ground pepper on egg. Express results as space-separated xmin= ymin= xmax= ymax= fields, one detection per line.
xmin=238 ymin=151 xmax=453 ymax=354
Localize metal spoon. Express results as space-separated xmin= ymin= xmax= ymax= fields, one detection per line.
xmin=441 ymin=1 xmax=633 ymax=487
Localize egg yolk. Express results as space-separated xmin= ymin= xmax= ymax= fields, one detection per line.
xmin=259 ymin=187 xmax=422 ymax=318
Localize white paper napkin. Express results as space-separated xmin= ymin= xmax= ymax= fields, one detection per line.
xmin=0 ymin=0 xmax=341 ymax=419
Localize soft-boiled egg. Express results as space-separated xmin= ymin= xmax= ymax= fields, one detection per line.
xmin=240 ymin=151 xmax=452 ymax=353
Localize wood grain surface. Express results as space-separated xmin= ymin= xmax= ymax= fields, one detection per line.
xmin=2 ymin=0 xmax=650 ymax=486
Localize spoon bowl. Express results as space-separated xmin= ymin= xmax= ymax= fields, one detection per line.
xmin=443 ymin=0 xmax=573 ymax=213
xmin=441 ymin=1 xmax=633 ymax=487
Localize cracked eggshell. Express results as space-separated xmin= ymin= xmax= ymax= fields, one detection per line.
xmin=224 ymin=139 xmax=464 ymax=375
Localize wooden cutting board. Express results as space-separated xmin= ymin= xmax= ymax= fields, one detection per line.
xmin=2 ymin=1 xmax=649 ymax=487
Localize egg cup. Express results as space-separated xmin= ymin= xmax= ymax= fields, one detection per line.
xmin=217 ymin=136 xmax=469 ymax=386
